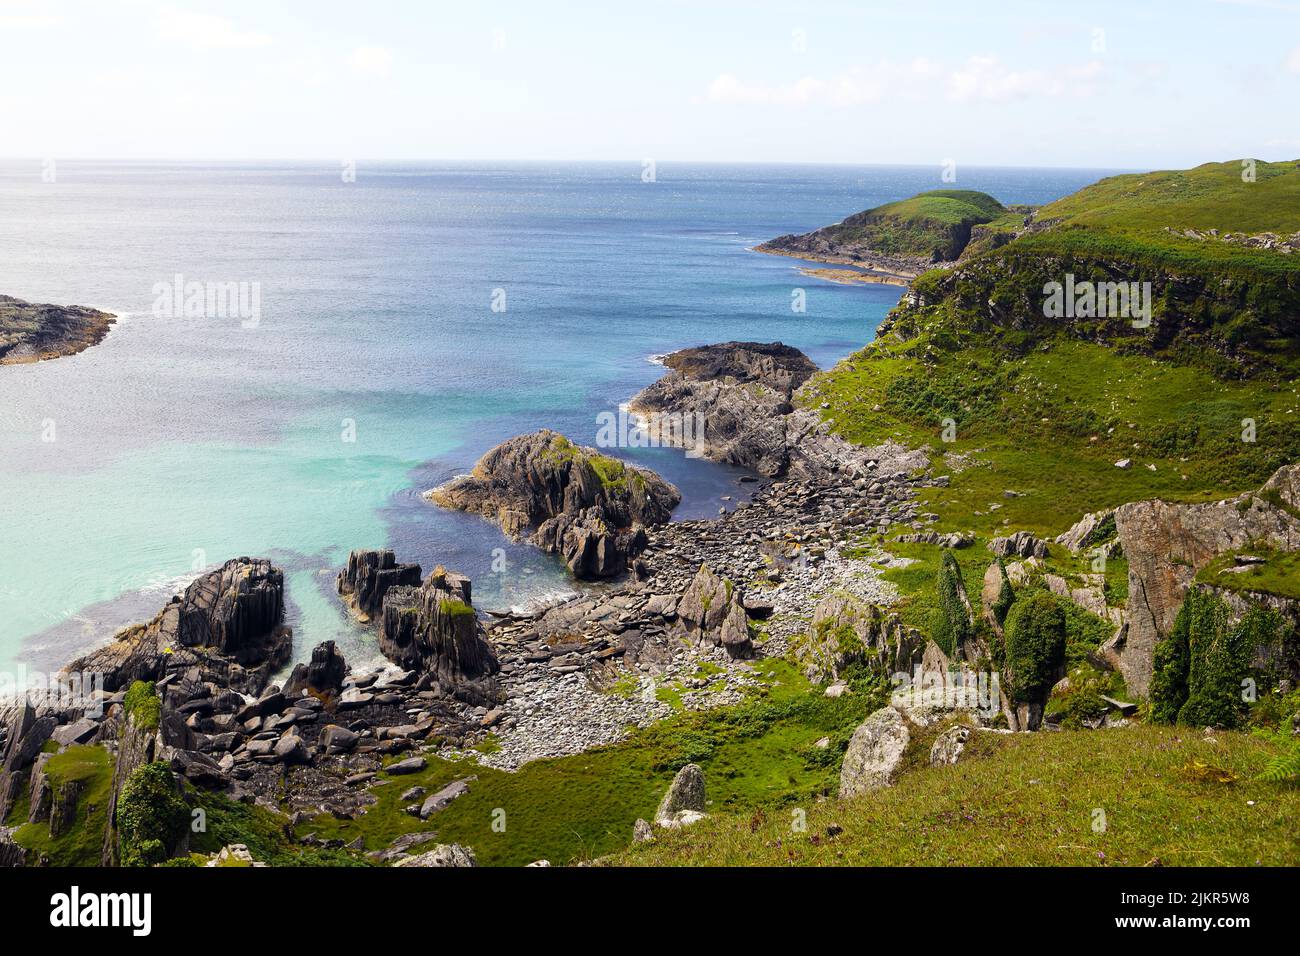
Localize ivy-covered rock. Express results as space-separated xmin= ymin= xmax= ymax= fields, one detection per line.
xmin=1002 ymin=591 xmax=1067 ymax=729
xmin=930 ymin=550 xmax=974 ymax=656
xmin=117 ymin=761 xmax=189 ymax=868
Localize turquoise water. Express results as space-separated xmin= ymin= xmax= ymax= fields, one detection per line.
xmin=0 ymin=161 xmax=1115 ymax=676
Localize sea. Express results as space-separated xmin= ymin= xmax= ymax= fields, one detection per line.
xmin=0 ymin=160 xmax=1117 ymax=680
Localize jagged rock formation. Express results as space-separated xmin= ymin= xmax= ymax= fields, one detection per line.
xmin=675 ymin=564 xmax=753 ymax=659
xmin=428 ymin=430 xmax=679 ymax=579
xmin=839 ymin=706 xmax=909 ymax=797
xmin=284 ymin=641 xmax=349 ymax=697
xmin=337 ymin=549 xmax=421 ymax=620
xmin=1116 ymin=463 xmax=1300 ymax=696
xmin=61 ymin=557 xmax=292 ymax=695
xmin=0 ymin=294 xmax=115 ymax=364
xmin=379 ymin=567 xmax=502 ymax=705
xmin=796 ymin=592 xmax=924 ymax=683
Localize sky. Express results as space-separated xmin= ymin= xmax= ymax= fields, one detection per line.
xmin=1 ymin=0 xmax=1298 ymax=168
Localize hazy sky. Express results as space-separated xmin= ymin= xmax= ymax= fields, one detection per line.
xmin=2 ymin=0 xmax=1298 ymax=167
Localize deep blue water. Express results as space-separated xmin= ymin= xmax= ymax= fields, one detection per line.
xmin=0 ymin=160 xmax=1117 ymax=675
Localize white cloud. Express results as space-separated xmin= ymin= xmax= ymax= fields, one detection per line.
xmin=157 ymin=6 xmax=271 ymax=50
xmin=709 ymin=57 xmax=1106 ymax=108
xmin=348 ymin=46 xmax=393 ymax=76
xmin=1287 ymin=45 xmax=1300 ymax=72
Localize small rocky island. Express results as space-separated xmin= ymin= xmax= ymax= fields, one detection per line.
xmin=428 ymin=429 xmax=681 ymax=579
xmin=0 ymin=294 xmax=115 ymax=364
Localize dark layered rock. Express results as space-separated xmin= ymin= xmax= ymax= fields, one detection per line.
xmin=533 ymin=507 xmax=648 ymax=579
xmin=337 ymin=549 xmax=422 ymax=620
xmin=630 ymin=342 xmax=814 ymax=478
xmin=379 ymin=568 xmax=501 ymax=705
xmin=0 ymin=294 xmax=115 ymax=365
xmin=61 ymin=557 xmax=292 ymax=695
xmin=284 ymin=641 xmax=349 ymax=697
xmin=428 ymin=430 xmax=679 ymax=579
xmin=630 ymin=341 xmax=923 ymax=482
xmin=675 ymin=565 xmax=753 ymax=659
xmin=1116 ymin=463 xmax=1300 ymax=696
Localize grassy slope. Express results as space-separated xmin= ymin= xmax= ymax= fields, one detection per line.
xmin=301 ymin=659 xmax=890 ymax=866
xmin=9 ymin=744 xmax=114 ymax=866
xmin=612 ymin=725 xmax=1300 ymax=866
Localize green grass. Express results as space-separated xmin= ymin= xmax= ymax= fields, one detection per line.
xmin=610 ymin=725 xmax=1300 ymax=866
xmin=11 ymin=744 xmax=115 ymax=866
xmin=1038 ymin=159 xmax=1300 ymax=236
xmin=805 ymin=337 xmax=1300 ymax=539
xmin=300 ymin=659 xmax=889 ymax=866
xmin=1196 ymin=547 xmax=1300 ymax=600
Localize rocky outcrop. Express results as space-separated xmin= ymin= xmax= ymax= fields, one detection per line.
xmin=0 ymin=294 xmax=115 ymax=365
xmin=929 ymin=723 xmax=971 ymax=766
xmin=1055 ymin=509 xmax=1116 ymax=554
xmin=61 ymin=557 xmax=292 ymax=695
xmin=1116 ymin=463 xmax=1300 ymax=696
xmin=630 ymin=342 xmax=814 ymax=478
xmin=379 ymin=567 xmax=501 ymax=705
xmin=428 ymin=430 xmax=679 ymax=579
xmin=990 ymin=531 xmax=1049 ymax=560
xmin=797 ymin=592 xmax=924 ymax=684
xmin=839 ymin=706 xmax=909 ymax=798
xmin=284 ymin=641 xmax=349 ymax=697
xmin=337 ymin=549 xmax=421 ymax=620
xmin=654 ymin=763 xmax=707 ymax=828
xmin=675 ymin=565 xmax=753 ymax=659
xmin=391 ymin=843 xmax=478 ymax=867
xmin=631 ymin=341 xmax=927 ymax=482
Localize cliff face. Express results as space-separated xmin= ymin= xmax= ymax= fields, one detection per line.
xmin=1116 ymin=463 xmax=1300 ymax=696
xmin=428 ymin=430 xmax=680 ymax=579
xmin=0 ymin=295 xmax=115 ymax=364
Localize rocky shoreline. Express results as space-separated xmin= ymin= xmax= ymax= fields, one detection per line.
xmin=0 ymin=294 xmax=116 ymax=365
xmin=5 ymin=332 xmax=1296 ymax=867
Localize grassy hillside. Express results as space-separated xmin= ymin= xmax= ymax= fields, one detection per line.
xmin=611 ymin=725 xmax=1300 ymax=866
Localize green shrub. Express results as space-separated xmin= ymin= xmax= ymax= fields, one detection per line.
xmin=1150 ymin=591 xmax=1197 ymax=723
xmin=123 ymin=680 xmax=161 ymax=731
xmin=929 ymin=551 xmax=973 ymax=655
xmin=1178 ymin=600 xmax=1265 ymax=729
xmin=1002 ymin=591 xmax=1066 ymax=704
xmin=991 ymin=560 xmax=1015 ymax=627
xmin=117 ymin=762 xmax=189 ymax=867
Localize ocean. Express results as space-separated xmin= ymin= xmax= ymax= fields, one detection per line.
xmin=0 ymin=160 xmax=1117 ymax=679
